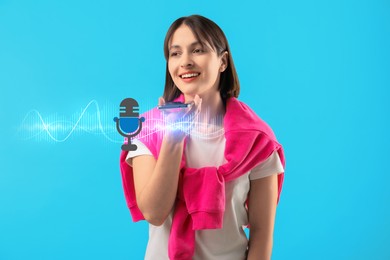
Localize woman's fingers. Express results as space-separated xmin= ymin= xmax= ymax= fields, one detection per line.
xmin=193 ymin=94 xmax=201 ymax=105
xmin=186 ymin=95 xmax=202 ymax=116
xmin=194 ymin=95 xmax=202 ymax=113
xmin=158 ymin=97 xmax=165 ymax=106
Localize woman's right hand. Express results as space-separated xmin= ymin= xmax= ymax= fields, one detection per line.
xmin=158 ymin=95 xmax=202 ymax=142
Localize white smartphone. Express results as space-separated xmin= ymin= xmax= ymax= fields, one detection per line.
xmin=157 ymin=101 xmax=194 ymax=110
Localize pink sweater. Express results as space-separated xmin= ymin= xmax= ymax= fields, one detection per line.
xmin=119 ymin=96 xmax=285 ymax=260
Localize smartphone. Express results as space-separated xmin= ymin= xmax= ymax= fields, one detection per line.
xmin=157 ymin=101 xmax=194 ymax=110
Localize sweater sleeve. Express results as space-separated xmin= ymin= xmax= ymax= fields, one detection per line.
xmin=120 ymin=150 xmax=146 ymax=222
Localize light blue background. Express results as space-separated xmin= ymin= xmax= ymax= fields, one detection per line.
xmin=1 ymin=0 xmax=389 ymax=259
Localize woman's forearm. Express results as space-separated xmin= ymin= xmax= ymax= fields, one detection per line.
xmin=247 ymin=229 xmax=273 ymax=260
xmin=247 ymin=175 xmax=278 ymax=260
xmin=137 ymin=134 xmax=184 ymax=225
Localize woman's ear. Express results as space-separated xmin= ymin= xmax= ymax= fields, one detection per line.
xmin=219 ymin=51 xmax=228 ymax=72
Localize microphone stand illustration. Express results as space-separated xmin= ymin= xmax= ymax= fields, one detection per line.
xmin=114 ymin=98 xmax=145 ymax=151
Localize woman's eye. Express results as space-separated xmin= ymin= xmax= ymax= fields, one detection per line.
xmin=193 ymin=48 xmax=204 ymax=53
xmin=170 ymin=52 xmax=180 ymax=57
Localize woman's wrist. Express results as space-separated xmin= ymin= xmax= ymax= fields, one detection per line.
xmin=164 ymin=131 xmax=186 ymax=145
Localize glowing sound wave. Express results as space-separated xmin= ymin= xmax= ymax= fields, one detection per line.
xmin=138 ymin=119 xmax=225 ymax=141
xmin=17 ymin=100 xmax=225 ymax=143
xmin=138 ymin=111 xmax=225 ymax=142
xmin=17 ymin=100 xmax=121 ymax=143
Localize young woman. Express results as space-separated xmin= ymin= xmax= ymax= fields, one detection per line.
xmin=120 ymin=15 xmax=285 ymax=260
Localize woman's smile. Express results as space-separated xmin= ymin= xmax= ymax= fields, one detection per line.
xmin=179 ymin=71 xmax=201 ymax=82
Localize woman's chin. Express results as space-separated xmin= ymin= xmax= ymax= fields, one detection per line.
xmin=183 ymin=94 xmax=197 ymax=102
xmin=179 ymin=90 xmax=199 ymax=99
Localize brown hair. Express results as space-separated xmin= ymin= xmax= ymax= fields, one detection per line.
xmin=163 ymin=15 xmax=240 ymax=102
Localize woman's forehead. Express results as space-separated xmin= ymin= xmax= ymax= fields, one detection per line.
xmin=168 ymin=25 xmax=212 ymax=49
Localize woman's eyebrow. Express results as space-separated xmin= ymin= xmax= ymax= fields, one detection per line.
xmin=169 ymin=41 xmax=203 ymax=50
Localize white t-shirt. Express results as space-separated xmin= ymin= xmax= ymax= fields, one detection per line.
xmin=126 ymin=124 xmax=284 ymax=260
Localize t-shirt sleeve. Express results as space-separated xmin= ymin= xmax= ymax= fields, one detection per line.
xmin=249 ymin=150 xmax=284 ymax=180
xmin=125 ymin=139 xmax=153 ymax=167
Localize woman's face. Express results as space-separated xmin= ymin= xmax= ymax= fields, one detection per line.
xmin=167 ymin=24 xmax=227 ymax=101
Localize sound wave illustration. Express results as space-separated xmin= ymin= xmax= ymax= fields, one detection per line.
xmin=17 ymin=100 xmax=225 ymax=144
xmin=135 ymin=119 xmax=225 ymax=142
xmin=17 ymin=100 xmax=122 ymax=143
xmin=134 ymin=110 xmax=225 ymax=143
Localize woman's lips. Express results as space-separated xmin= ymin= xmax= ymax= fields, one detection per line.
xmin=179 ymin=72 xmax=200 ymax=82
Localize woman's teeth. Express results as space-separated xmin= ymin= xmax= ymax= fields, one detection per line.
xmin=181 ymin=73 xmax=200 ymax=79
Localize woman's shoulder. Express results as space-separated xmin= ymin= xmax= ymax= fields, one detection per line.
xmin=225 ymin=98 xmax=277 ymax=140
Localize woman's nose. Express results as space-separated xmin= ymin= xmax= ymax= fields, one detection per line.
xmin=180 ymin=53 xmax=194 ymax=68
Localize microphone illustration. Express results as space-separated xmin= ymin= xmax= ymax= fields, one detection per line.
xmin=114 ymin=98 xmax=145 ymax=151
